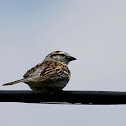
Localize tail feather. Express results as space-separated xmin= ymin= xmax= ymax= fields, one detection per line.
xmin=2 ymin=79 xmax=24 ymax=86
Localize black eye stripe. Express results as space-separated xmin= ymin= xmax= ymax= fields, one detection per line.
xmin=60 ymin=54 xmax=65 ymax=56
xmin=53 ymin=54 xmax=66 ymax=57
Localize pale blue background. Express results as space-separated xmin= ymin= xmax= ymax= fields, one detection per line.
xmin=0 ymin=0 xmax=126 ymax=126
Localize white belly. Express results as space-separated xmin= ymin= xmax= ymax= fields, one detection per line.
xmin=25 ymin=80 xmax=69 ymax=93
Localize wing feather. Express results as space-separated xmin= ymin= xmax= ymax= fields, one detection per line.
xmin=23 ymin=61 xmax=70 ymax=82
xmin=36 ymin=62 xmax=70 ymax=82
xmin=23 ymin=62 xmax=43 ymax=78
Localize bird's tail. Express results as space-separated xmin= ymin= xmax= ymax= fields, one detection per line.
xmin=2 ymin=79 xmax=25 ymax=86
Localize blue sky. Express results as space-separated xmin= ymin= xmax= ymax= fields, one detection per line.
xmin=1 ymin=0 xmax=126 ymax=126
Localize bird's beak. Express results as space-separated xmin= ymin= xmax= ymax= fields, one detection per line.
xmin=68 ymin=56 xmax=77 ymax=61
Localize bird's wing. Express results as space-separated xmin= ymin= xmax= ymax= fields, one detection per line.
xmin=35 ymin=61 xmax=70 ymax=82
xmin=23 ymin=61 xmax=70 ymax=82
xmin=23 ymin=62 xmax=44 ymax=78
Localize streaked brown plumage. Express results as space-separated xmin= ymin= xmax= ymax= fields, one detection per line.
xmin=2 ymin=51 xmax=76 ymax=94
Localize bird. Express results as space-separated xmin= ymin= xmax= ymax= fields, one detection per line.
xmin=2 ymin=51 xmax=76 ymax=94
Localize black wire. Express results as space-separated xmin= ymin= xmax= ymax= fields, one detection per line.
xmin=0 ymin=90 xmax=126 ymax=105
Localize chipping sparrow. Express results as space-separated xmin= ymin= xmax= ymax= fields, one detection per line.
xmin=2 ymin=51 xmax=76 ymax=94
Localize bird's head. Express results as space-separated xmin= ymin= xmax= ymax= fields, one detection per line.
xmin=44 ymin=51 xmax=76 ymax=65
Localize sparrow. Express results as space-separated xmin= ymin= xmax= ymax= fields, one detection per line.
xmin=2 ymin=51 xmax=76 ymax=94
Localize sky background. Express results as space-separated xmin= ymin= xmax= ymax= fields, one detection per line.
xmin=0 ymin=0 xmax=126 ymax=126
